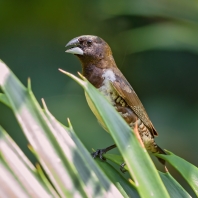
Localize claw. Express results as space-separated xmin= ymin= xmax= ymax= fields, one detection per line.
xmin=91 ymin=149 xmax=106 ymax=161
xmin=91 ymin=144 xmax=116 ymax=161
xmin=120 ymin=162 xmax=127 ymax=173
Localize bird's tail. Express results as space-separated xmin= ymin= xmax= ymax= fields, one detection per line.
xmin=156 ymin=144 xmax=166 ymax=165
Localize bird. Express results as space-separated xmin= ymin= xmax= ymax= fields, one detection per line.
xmin=65 ymin=35 xmax=166 ymax=167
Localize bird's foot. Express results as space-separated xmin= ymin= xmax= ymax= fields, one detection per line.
xmin=120 ymin=162 xmax=127 ymax=173
xmin=91 ymin=149 xmax=107 ymax=161
xmin=91 ymin=144 xmax=116 ymax=161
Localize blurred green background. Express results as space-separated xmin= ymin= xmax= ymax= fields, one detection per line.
xmin=0 ymin=0 xmax=198 ymax=195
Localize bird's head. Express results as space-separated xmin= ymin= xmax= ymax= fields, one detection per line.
xmin=65 ymin=35 xmax=115 ymax=68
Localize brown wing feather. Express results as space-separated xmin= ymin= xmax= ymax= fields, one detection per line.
xmin=111 ymin=73 xmax=158 ymax=136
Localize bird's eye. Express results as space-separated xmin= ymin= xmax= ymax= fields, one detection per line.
xmin=87 ymin=40 xmax=92 ymax=46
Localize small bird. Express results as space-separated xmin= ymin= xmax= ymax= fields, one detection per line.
xmin=65 ymin=35 xmax=166 ymax=166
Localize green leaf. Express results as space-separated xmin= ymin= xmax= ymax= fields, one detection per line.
xmin=0 ymin=60 xmax=124 ymax=198
xmin=104 ymin=153 xmax=191 ymax=197
xmin=42 ymin=100 xmax=124 ymax=198
xmin=159 ymin=172 xmax=191 ymax=198
xmin=0 ymin=126 xmax=57 ymax=198
xmin=96 ymin=159 xmax=140 ymax=198
xmin=60 ymin=70 xmax=170 ymax=198
xmin=116 ymin=22 xmax=198 ymax=54
xmin=0 ymin=93 xmax=11 ymax=108
xmin=0 ymin=60 xmax=87 ymax=198
xmin=99 ymin=0 xmax=198 ymax=24
xmin=156 ymin=151 xmax=198 ymax=196
xmin=103 ymin=154 xmax=126 ymax=170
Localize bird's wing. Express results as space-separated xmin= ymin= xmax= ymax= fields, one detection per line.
xmin=111 ymin=73 xmax=158 ymax=136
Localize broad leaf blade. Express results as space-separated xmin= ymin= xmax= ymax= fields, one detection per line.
xmin=156 ymin=151 xmax=198 ymax=196
xmin=159 ymin=172 xmax=191 ymax=198
xmin=60 ymin=70 xmax=169 ymax=198
xmin=96 ymin=159 xmax=140 ymax=198
xmin=0 ymin=60 xmax=124 ymax=198
xmin=0 ymin=93 xmax=11 ymax=108
xmin=0 ymin=60 xmax=87 ymax=198
xmin=0 ymin=126 xmax=57 ymax=198
xmin=0 ymin=161 xmax=30 ymax=198
xmin=105 ymin=153 xmax=191 ymax=197
xmin=42 ymin=100 xmax=123 ymax=198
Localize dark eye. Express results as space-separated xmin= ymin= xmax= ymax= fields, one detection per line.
xmin=87 ymin=40 xmax=92 ymax=46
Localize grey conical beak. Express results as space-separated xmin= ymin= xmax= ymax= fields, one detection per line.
xmin=65 ymin=37 xmax=84 ymax=55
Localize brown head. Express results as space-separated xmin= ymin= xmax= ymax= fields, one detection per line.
xmin=65 ymin=35 xmax=116 ymax=69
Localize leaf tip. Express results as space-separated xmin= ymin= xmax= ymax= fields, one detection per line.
xmin=77 ymin=72 xmax=86 ymax=80
xmin=58 ymin=68 xmax=66 ymax=74
xmin=41 ymin=98 xmax=48 ymax=111
xmin=67 ymin=118 xmax=73 ymax=129
xmin=27 ymin=77 xmax=31 ymax=91
xmin=59 ymin=68 xmax=72 ymax=77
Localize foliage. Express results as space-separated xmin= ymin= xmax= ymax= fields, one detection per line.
xmin=0 ymin=60 xmax=198 ymax=197
xmin=1 ymin=1 xmax=198 ymax=194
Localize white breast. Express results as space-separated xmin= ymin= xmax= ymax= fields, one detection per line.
xmin=98 ymin=69 xmax=118 ymax=105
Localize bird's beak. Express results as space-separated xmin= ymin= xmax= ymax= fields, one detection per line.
xmin=65 ymin=37 xmax=84 ymax=55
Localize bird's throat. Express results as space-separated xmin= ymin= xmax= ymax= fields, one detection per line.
xmin=80 ymin=54 xmax=117 ymax=88
xmin=82 ymin=64 xmax=104 ymax=88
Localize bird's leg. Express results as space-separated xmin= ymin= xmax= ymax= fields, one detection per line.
xmin=91 ymin=144 xmax=116 ymax=161
xmin=120 ymin=162 xmax=127 ymax=173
